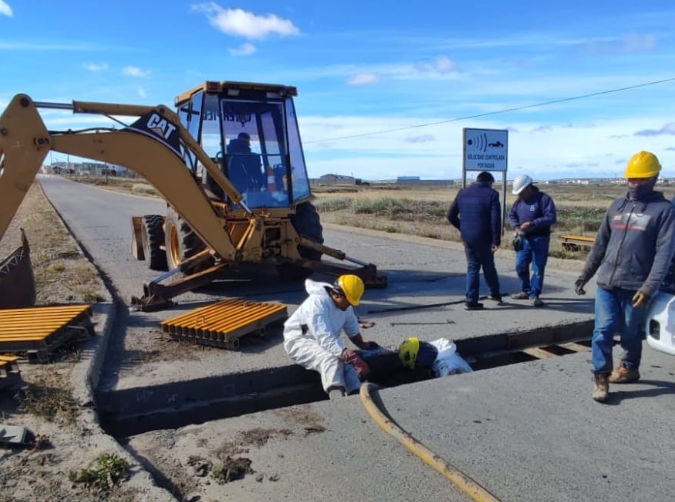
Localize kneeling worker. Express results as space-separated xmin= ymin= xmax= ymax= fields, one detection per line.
xmin=283 ymin=275 xmax=379 ymax=399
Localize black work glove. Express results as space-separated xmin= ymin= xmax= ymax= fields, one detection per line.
xmin=574 ymin=278 xmax=587 ymax=296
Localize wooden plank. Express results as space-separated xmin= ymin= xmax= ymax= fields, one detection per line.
xmin=560 ymin=342 xmax=591 ymax=353
xmin=523 ymin=347 xmax=557 ymax=359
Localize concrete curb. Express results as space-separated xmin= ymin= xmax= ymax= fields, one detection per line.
xmin=69 ymin=303 xmax=177 ymax=502
xmin=39 ymin=178 xmax=177 ymax=501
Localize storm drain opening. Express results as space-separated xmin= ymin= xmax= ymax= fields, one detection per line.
xmin=100 ymin=321 xmax=594 ymax=438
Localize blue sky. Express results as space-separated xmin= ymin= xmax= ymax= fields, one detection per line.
xmin=1 ymin=0 xmax=675 ymax=180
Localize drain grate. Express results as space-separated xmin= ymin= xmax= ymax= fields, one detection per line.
xmin=161 ymin=299 xmax=288 ymax=349
xmin=0 ymin=354 xmax=22 ymax=390
xmin=0 ymin=305 xmax=93 ymax=362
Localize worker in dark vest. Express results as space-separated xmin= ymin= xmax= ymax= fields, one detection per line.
xmin=447 ymin=171 xmax=502 ymax=310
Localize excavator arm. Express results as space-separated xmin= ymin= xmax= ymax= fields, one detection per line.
xmin=0 ymin=92 xmax=387 ymax=310
xmin=0 ymin=94 xmax=246 ymax=261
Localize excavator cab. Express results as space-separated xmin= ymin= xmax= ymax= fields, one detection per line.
xmin=175 ymin=82 xmax=311 ymax=210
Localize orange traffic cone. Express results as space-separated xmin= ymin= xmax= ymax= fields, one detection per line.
xmin=266 ymin=166 xmax=278 ymax=193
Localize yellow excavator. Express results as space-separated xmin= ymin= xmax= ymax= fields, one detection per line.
xmin=0 ymin=81 xmax=386 ymax=310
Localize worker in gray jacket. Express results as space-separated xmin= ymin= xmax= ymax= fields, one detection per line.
xmin=575 ymin=151 xmax=675 ymax=403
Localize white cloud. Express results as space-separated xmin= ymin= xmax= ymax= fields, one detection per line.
xmin=84 ymin=62 xmax=108 ymax=72
xmin=434 ymin=56 xmax=454 ymax=74
xmin=192 ymin=3 xmax=299 ymax=40
xmin=299 ymin=114 xmax=675 ymax=180
xmin=138 ymin=87 xmax=147 ymax=98
xmin=229 ymin=42 xmax=257 ymax=56
xmin=0 ymin=1 xmax=13 ymax=17
xmin=348 ymin=72 xmax=379 ymax=86
xmin=122 ymin=66 xmax=150 ymax=77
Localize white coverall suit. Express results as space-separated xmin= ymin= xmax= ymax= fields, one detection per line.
xmin=428 ymin=338 xmax=473 ymax=377
xmin=283 ymin=279 xmax=362 ymax=394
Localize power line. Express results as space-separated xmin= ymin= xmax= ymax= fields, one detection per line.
xmin=305 ymin=76 xmax=675 ymax=144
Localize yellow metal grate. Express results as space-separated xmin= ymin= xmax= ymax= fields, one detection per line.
xmin=0 ymin=354 xmax=22 ymax=389
xmin=0 ymin=305 xmax=93 ymax=362
xmin=161 ymin=299 xmax=288 ymax=349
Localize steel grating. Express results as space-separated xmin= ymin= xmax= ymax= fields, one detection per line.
xmin=0 ymin=305 xmax=94 ymax=362
xmin=0 ymin=354 xmax=22 ymax=390
xmin=161 ymin=299 xmax=288 ymax=349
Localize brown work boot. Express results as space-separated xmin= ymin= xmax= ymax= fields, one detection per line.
xmin=609 ymin=363 xmax=640 ymax=383
xmin=593 ymin=373 xmax=609 ymax=402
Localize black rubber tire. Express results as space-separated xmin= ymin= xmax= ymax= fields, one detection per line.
xmin=277 ymin=202 xmax=324 ymax=281
xmin=141 ymin=214 xmax=168 ymax=271
xmin=165 ymin=207 xmax=212 ymax=275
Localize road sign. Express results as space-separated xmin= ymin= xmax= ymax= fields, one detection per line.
xmin=463 ymin=128 xmax=508 ymax=172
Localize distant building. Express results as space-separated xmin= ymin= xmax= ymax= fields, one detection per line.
xmin=319 ymin=174 xmax=356 ymax=185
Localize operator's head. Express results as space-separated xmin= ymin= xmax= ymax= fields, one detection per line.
xmin=238 ymin=132 xmax=251 ymax=143
xmin=398 ymin=337 xmax=438 ymax=370
xmin=477 ymin=171 xmax=495 ymax=184
xmin=624 ymin=151 xmax=661 ymax=201
xmin=331 ymin=275 xmax=365 ymax=309
xmin=512 ymin=174 xmax=534 ymax=198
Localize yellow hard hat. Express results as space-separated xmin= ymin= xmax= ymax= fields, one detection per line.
xmin=335 ymin=274 xmax=365 ymax=306
xmin=624 ymin=151 xmax=661 ymax=178
xmin=399 ymin=337 xmax=420 ymax=370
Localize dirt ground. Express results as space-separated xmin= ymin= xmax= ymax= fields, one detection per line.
xmin=0 ymin=183 xmax=138 ymax=501
xmin=126 ymin=405 xmax=327 ymax=501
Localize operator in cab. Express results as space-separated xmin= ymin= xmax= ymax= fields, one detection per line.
xmin=226 ymin=132 xmax=265 ymax=193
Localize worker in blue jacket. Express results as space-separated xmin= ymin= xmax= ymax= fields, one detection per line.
xmin=576 ymin=151 xmax=675 ymax=403
xmin=508 ymin=175 xmax=557 ymax=307
xmin=448 ymin=171 xmax=502 ymax=310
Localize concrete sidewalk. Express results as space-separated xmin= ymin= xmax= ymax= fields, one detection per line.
xmin=126 ymin=344 xmax=675 ymax=502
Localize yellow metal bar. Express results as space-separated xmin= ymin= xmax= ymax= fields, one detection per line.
xmin=162 ymin=299 xmax=287 ymax=340
xmin=0 ymin=95 xmax=50 ymax=241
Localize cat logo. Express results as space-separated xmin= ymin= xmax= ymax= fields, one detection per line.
xmin=147 ymin=113 xmax=177 ymax=140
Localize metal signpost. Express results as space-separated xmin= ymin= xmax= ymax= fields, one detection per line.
xmin=462 ymin=128 xmax=509 ymax=234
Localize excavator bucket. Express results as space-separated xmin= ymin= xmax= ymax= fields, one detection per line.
xmin=0 ymin=228 xmax=36 ymax=309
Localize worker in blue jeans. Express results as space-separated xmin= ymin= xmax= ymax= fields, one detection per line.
xmin=448 ymin=171 xmax=502 ymax=310
xmin=575 ymin=151 xmax=675 ymax=402
xmin=508 ymin=175 xmax=557 ymax=307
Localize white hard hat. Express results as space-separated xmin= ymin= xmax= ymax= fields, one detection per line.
xmin=512 ymin=174 xmax=533 ymax=195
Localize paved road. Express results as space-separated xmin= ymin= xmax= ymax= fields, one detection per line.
xmin=126 ymin=347 xmax=675 ymax=502
xmin=39 ymin=175 xmax=595 ymax=392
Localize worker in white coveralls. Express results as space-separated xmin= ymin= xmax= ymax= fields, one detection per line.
xmin=399 ymin=337 xmax=473 ymax=377
xmin=283 ymin=275 xmax=379 ymax=399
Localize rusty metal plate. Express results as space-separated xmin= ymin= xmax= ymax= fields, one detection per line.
xmin=161 ymin=299 xmax=288 ymax=349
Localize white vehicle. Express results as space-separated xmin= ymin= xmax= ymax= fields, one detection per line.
xmin=646 ymin=291 xmax=675 ymax=356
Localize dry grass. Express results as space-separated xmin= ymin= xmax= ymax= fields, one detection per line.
xmin=0 ymin=183 xmax=110 ymax=304
xmin=62 ymin=175 xmax=666 ymax=259
xmin=313 ymin=183 xmax=646 ymax=258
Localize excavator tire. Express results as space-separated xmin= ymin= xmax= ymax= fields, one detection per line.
xmin=277 ymin=202 xmax=324 ymax=281
xmin=141 ymin=215 xmax=168 ymax=271
xmin=165 ymin=207 xmax=213 ymax=275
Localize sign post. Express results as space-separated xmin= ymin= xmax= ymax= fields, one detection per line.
xmin=462 ymin=128 xmax=509 ymax=234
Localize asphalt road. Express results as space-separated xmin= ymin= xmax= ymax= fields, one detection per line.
xmin=38 ymin=175 xmax=594 ymax=392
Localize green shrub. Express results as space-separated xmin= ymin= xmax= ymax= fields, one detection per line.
xmin=69 ymin=454 xmax=129 ymax=492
